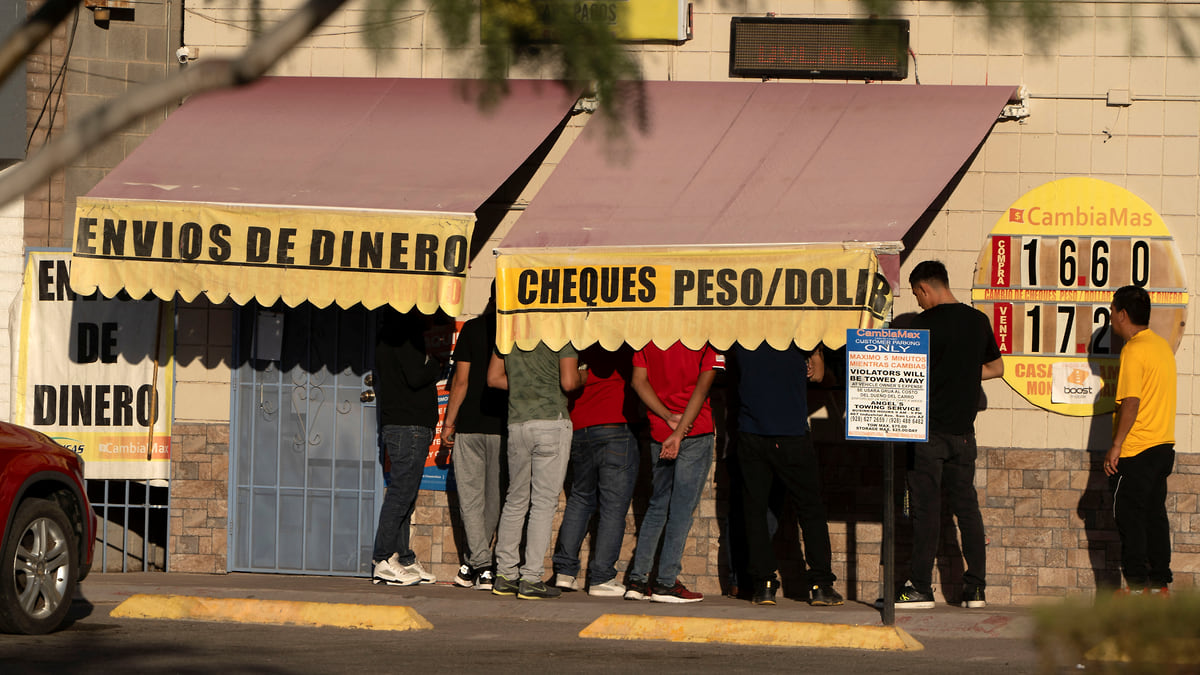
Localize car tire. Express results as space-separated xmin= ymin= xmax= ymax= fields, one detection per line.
xmin=0 ymin=498 xmax=79 ymax=635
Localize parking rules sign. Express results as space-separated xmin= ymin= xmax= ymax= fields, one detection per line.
xmin=845 ymin=328 xmax=929 ymax=442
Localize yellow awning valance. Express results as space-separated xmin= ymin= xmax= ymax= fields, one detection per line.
xmin=72 ymin=198 xmax=471 ymax=313
xmin=495 ymin=245 xmax=892 ymax=353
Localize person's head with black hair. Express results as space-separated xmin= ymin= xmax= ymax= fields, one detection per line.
xmin=908 ymin=260 xmax=955 ymax=310
xmin=1110 ymin=285 xmax=1151 ymax=340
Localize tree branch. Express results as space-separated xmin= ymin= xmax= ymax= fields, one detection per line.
xmin=0 ymin=0 xmax=82 ymax=88
xmin=0 ymin=0 xmax=349 ymax=209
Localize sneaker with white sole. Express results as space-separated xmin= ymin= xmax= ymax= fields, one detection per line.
xmin=588 ymin=578 xmax=626 ymax=598
xmin=895 ymin=583 xmax=935 ymax=609
xmin=373 ymin=554 xmax=421 ymax=586
xmin=454 ymin=564 xmax=476 ymax=588
xmin=475 ymin=569 xmax=494 ymax=591
xmin=623 ymin=579 xmax=649 ymax=601
xmin=650 ymin=580 xmax=703 ymax=604
xmin=554 ymin=573 xmax=579 ymax=591
xmin=400 ymin=560 xmax=436 ymax=584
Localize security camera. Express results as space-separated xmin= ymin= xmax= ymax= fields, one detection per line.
xmin=176 ymin=46 xmax=197 ymax=64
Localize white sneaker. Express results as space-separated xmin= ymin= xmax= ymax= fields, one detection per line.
xmin=554 ymin=573 xmax=579 ymax=591
xmin=373 ymin=554 xmax=420 ymax=586
xmin=588 ymin=578 xmax=626 ymax=598
xmin=401 ymin=560 xmax=436 ymax=584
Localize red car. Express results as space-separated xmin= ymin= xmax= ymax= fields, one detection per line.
xmin=0 ymin=422 xmax=95 ymax=634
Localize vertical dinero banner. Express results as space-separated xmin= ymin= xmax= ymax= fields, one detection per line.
xmin=494 ymin=246 xmax=892 ymax=353
xmin=11 ymin=251 xmax=174 ymax=479
xmin=971 ymin=177 xmax=1188 ymax=416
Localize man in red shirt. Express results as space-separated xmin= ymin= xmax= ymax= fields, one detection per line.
xmin=552 ymin=346 xmax=641 ymax=597
xmin=624 ymin=341 xmax=723 ymax=603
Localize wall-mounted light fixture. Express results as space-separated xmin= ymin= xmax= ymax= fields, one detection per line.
xmin=83 ymin=1 xmax=135 ymax=28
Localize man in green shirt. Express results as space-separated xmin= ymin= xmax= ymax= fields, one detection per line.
xmin=487 ymin=342 xmax=585 ymax=599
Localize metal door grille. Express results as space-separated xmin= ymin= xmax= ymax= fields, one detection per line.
xmin=229 ymin=303 xmax=380 ymax=575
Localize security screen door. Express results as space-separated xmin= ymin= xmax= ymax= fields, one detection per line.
xmin=230 ymin=302 xmax=382 ymax=575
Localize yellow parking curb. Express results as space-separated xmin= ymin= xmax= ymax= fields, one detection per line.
xmin=110 ymin=594 xmax=433 ymax=632
xmin=580 ymin=614 xmax=923 ymax=651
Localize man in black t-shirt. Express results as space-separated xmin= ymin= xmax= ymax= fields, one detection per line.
xmin=896 ymin=260 xmax=1004 ymax=610
xmin=441 ymin=301 xmax=508 ymax=591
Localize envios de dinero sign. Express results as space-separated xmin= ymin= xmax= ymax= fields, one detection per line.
xmin=971 ymin=177 xmax=1188 ymax=416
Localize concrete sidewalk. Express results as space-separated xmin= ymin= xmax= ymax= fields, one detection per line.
xmin=77 ymin=572 xmax=1034 ymax=647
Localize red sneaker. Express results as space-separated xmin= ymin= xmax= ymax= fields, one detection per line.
xmin=650 ymin=580 xmax=703 ymax=604
xmin=1150 ymin=586 xmax=1170 ymax=598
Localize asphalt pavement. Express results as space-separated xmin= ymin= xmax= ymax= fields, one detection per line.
xmin=75 ymin=572 xmax=1035 ymax=650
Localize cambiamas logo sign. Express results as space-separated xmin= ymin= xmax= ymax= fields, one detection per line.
xmin=1006 ymin=204 xmax=1154 ymax=228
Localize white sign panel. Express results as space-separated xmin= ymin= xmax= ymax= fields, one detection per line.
xmin=10 ymin=250 xmax=173 ymax=479
xmin=845 ymin=328 xmax=929 ymax=442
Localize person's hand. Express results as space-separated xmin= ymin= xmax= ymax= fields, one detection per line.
xmin=440 ymin=424 xmax=455 ymax=449
xmin=1103 ymin=445 xmax=1121 ymax=476
xmin=660 ymin=432 xmax=682 ymax=460
xmin=665 ymin=412 xmax=683 ymax=430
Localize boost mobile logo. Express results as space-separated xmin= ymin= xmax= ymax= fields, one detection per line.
xmin=1063 ymin=368 xmax=1093 ymax=395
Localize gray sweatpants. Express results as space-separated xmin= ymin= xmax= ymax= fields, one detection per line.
xmin=453 ymin=432 xmax=504 ymax=570
xmin=494 ymin=418 xmax=573 ymax=582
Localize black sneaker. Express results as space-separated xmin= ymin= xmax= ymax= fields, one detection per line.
xmin=809 ymin=584 xmax=844 ymax=607
xmin=475 ymin=569 xmax=494 ymax=591
xmin=491 ymin=574 xmax=519 ymax=597
xmin=454 ymin=564 xmax=476 ymax=588
xmin=624 ymin=579 xmax=649 ymax=601
xmin=517 ymin=579 xmax=562 ymax=600
xmin=896 ymin=584 xmax=935 ymax=609
xmin=752 ymin=579 xmax=778 ymax=606
xmin=963 ymin=586 xmax=987 ymax=608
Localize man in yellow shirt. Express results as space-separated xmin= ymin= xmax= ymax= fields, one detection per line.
xmin=1104 ymin=285 xmax=1176 ymax=594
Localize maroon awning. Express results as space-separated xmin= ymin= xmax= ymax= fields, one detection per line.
xmin=494 ymin=81 xmax=1014 ymax=352
xmin=72 ymin=77 xmax=578 ymax=314
xmin=88 ymin=77 xmax=576 ymax=213
xmin=504 ymin=81 xmax=1014 ymax=278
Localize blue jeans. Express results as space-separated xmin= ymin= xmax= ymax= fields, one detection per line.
xmin=629 ymin=434 xmax=713 ymax=588
xmin=552 ymin=424 xmax=639 ymax=585
xmin=372 ymin=425 xmax=432 ymax=564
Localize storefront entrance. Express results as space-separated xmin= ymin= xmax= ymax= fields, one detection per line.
xmin=229 ymin=303 xmax=382 ymax=575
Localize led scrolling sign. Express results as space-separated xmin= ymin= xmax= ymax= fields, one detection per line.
xmin=729 ymin=17 xmax=909 ymax=80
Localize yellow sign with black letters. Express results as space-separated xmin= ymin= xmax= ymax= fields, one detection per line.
xmin=495 ymin=246 xmax=892 ymax=353
xmin=71 ymin=198 xmax=472 ymax=314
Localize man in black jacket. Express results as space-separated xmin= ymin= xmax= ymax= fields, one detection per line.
xmin=371 ymin=310 xmax=444 ymax=586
